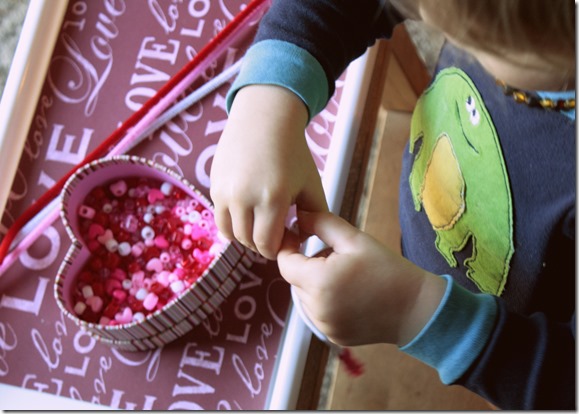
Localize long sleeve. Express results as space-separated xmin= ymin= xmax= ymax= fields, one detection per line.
xmin=227 ymin=0 xmax=404 ymax=117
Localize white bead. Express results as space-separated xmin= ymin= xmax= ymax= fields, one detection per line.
xmin=105 ymin=239 xmax=119 ymax=252
xmin=135 ymin=288 xmax=148 ymax=301
xmin=141 ymin=226 xmax=155 ymax=240
xmin=170 ymin=280 xmax=185 ymax=293
xmin=82 ymin=285 xmax=94 ymax=299
xmin=118 ymin=242 xmax=131 ymax=256
xmin=133 ymin=312 xmax=145 ymax=322
xmin=74 ymin=302 xmax=87 ymax=315
xmin=122 ymin=279 xmax=132 ymax=290
xmin=160 ymin=182 xmax=173 ymax=195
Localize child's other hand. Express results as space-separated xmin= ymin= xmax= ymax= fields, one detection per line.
xmin=210 ymin=85 xmax=327 ymax=260
xmin=277 ymin=211 xmax=446 ymax=347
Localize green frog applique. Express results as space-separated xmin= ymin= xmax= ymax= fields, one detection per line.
xmin=409 ymin=68 xmax=514 ymax=295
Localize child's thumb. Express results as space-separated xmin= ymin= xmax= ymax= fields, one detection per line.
xmin=296 ymin=210 xmax=359 ymax=253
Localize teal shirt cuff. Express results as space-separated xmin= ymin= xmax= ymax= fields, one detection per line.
xmin=400 ymin=274 xmax=498 ymax=384
xmin=226 ymin=39 xmax=329 ymax=121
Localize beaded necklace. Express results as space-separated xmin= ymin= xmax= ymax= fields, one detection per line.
xmin=496 ymin=79 xmax=576 ymax=111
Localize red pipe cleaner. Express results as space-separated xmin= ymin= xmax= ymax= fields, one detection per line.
xmin=0 ymin=0 xmax=270 ymax=266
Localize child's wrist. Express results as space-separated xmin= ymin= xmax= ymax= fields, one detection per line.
xmin=396 ymin=271 xmax=447 ymax=347
xmin=229 ymin=84 xmax=309 ymax=129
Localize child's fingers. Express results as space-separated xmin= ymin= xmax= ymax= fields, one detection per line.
xmin=296 ymin=210 xmax=360 ymax=253
xmin=253 ymin=204 xmax=288 ymax=260
xmin=277 ymin=229 xmax=319 ymax=288
xmin=229 ymin=205 xmax=256 ymax=251
xmin=296 ymin=176 xmax=329 ymax=217
xmin=213 ymin=205 xmax=234 ymax=242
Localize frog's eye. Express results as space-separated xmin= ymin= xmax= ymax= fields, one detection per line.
xmin=465 ymin=96 xmax=480 ymax=126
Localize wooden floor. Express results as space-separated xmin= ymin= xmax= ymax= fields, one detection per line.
xmin=320 ymin=27 xmax=494 ymax=411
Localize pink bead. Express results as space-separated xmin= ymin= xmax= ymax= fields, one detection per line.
xmin=147 ymin=188 xmax=165 ymax=204
xmin=86 ymin=295 xmax=103 ymax=313
xmin=154 ymin=235 xmax=169 ymax=249
xmin=146 ymin=258 xmax=163 ymax=273
xmin=111 ymin=268 xmax=126 ymax=281
xmin=209 ymin=243 xmax=224 ymax=256
xmin=190 ymin=226 xmax=205 ymax=240
xmin=181 ymin=238 xmax=192 ymax=250
xmin=143 ymin=293 xmax=159 ymax=311
xmin=175 ymin=206 xmax=185 ymax=216
xmin=122 ymin=214 xmax=139 ymax=232
xmin=88 ymin=223 xmax=105 ymax=239
xmin=188 ymin=199 xmax=199 ymax=209
xmin=105 ymin=278 xmax=122 ymax=295
xmin=131 ymin=271 xmax=145 ymax=286
xmin=173 ymin=268 xmax=185 ymax=278
xmin=131 ymin=242 xmax=144 ymax=257
xmin=156 ymin=270 xmax=171 ymax=287
xmin=109 ymin=180 xmax=128 ymax=197
xmin=193 ymin=248 xmax=213 ymax=265
xmin=112 ymin=289 xmax=127 ymax=303
xmin=115 ymin=307 xmax=133 ymax=324
xmin=97 ymin=229 xmax=115 ymax=244
xmin=198 ymin=219 xmax=209 ymax=229
xmin=159 ymin=252 xmax=170 ymax=263
xmin=79 ymin=205 xmax=96 ymax=219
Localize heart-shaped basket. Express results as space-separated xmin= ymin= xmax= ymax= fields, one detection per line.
xmin=54 ymin=155 xmax=250 ymax=351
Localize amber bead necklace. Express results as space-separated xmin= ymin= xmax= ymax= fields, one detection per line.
xmin=496 ymin=79 xmax=576 ymax=111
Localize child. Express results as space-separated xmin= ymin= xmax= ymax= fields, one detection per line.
xmin=209 ymin=0 xmax=576 ymax=409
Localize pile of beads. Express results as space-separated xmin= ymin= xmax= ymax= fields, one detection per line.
xmin=71 ymin=176 xmax=223 ymax=326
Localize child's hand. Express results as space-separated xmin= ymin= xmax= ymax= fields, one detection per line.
xmin=210 ymin=85 xmax=328 ymax=260
xmin=277 ymin=211 xmax=447 ymax=347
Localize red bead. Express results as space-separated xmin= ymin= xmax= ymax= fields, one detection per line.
xmin=104 ymin=252 xmax=121 ymax=269
xmin=142 ymin=246 xmax=160 ymax=262
xmin=92 ymin=212 xmax=110 ymax=226
xmin=90 ymin=186 xmax=107 ymax=200
xmin=127 ymin=295 xmax=144 ymax=312
xmin=79 ymin=271 xmax=94 ymax=284
xmin=102 ymin=301 xmax=120 ymax=319
xmin=92 ymin=282 xmax=105 ymax=298
xmin=127 ymin=262 xmax=141 ymax=275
